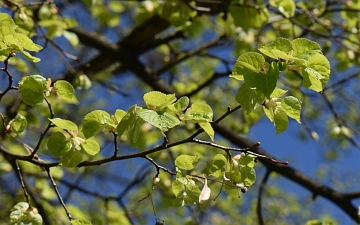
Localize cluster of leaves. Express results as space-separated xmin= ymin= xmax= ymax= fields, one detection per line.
xmin=0 ymin=13 xmax=42 ymax=62
xmin=0 ymin=7 xmax=337 ymax=223
xmin=231 ymin=37 xmax=330 ymax=134
xmin=172 ymin=153 xmax=256 ymax=206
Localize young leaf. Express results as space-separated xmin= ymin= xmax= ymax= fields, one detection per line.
xmin=117 ymin=105 xmax=137 ymax=137
xmin=269 ymin=0 xmax=296 ymax=18
xmin=13 ymin=33 xmax=42 ymax=51
xmin=49 ymin=118 xmax=78 ymax=131
xmin=21 ymin=50 xmax=41 ymax=62
xmin=8 ymin=114 xmax=27 ymax=134
xmin=47 ymin=132 xmax=72 ymax=157
xmin=258 ymin=37 xmax=293 ymax=59
xmin=61 ymin=150 xmax=82 ymax=167
xmin=10 ymin=202 xmax=43 ymax=225
xmin=229 ymin=5 xmax=269 ymax=30
xmin=210 ymin=154 xmax=227 ymax=178
xmin=81 ymin=138 xmax=100 ymax=156
xmin=291 ymin=38 xmax=322 ymax=59
xmin=114 ymin=109 xmax=126 ymax=124
xmin=281 ymin=96 xmax=301 ymax=123
xmin=244 ymin=61 xmax=279 ymax=97
xmin=54 ymin=80 xmax=78 ymax=103
xmin=82 ymin=110 xmax=114 ymax=139
xmin=198 ymin=122 xmax=214 ymax=141
xmin=174 ymin=96 xmax=190 ymax=111
xmin=63 ymin=30 xmax=79 ymax=47
xmin=230 ymin=52 xmax=265 ymax=80
xmin=129 ymin=117 xmax=144 ymax=148
xmin=70 ymin=219 xmax=93 ymax=225
xmin=173 ymin=181 xmax=201 ymax=206
xmin=235 ymin=82 xmax=265 ymax=112
xmin=18 ymin=75 xmax=47 ymax=106
xmin=199 ymin=176 xmax=211 ymax=204
xmin=302 ymin=54 xmax=331 ymax=92
xmin=143 ymin=91 xmax=177 ymax=110
xmin=274 ymin=107 xmax=289 ymax=134
xmin=136 ymin=108 xmax=180 ymax=136
xmin=175 ymin=155 xmax=200 ymax=170
xmin=183 ymin=103 xmax=213 ymax=122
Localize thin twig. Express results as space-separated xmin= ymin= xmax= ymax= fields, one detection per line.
xmin=192 ymin=139 xmax=289 ymax=165
xmin=15 ymin=160 xmax=31 ymax=206
xmin=45 ymin=168 xmax=73 ymax=221
xmin=257 ymin=170 xmax=271 ymax=225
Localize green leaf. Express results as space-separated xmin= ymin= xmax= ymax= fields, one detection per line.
xmin=70 ymin=219 xmax=93 ymax=225
xmin=305 ymin=220 xmax=322 ymax=225
xmin=129 ymin=117 xmax=144 ymax=148
xmin=175 ymin=155 xmax=200 ymax=170
xmin=269 ymin=0 xmax=295 ymax=18
xmin=274 ymin=107 xmax=288 ymax=134
xmin=235 ymin=82 xmax=265 ymax=112
xmin=270 ymin=87 xmax=288 ymax=97
xmin=172 ymin=179 xmax=183 ymax=197
xmin=173 ymin=185 xmax=201 ymax=206
xmin=244 ymin=61 xmax=279 ymax=97
xmin=18 ymin=75 xmax=47 ymax=106
xmin=13 ymin=33 xmax=42 ymax=51
xmin=143 ymin=91 xmax=177 ymax=110
xmin=114 ymin=109 xmax=127 ymax=124
xmin=291 ymin=38 xmax=322 ymax=59
xmin=10 ymin=202 xmax=43 ymax=225
xmin=210 ymin=154 xmax=227 ymax=178
xmin=21 ymin=50 xmax=41 ymax=62
xmin=61 ymin=150 xmax=82 ymax=167
xmin=0 ymin=13 xmax=17 ymax=30
xmin=258 ymin=37 xmax=293 ymax=60
xmin=136 ymin=108 xmax=180 ymax=135
xmin=81 ymin=138 xmax=100 ymax=156
xmin=198 ymin=122 xmax=214 ymax=141
xmin=63 ymin=30 xmax=79 ymax=47
xmin=183 ymin=103 xmax=213 ymax=122
xmin=4 ymin=34 xmax=23 ymax=51
xmin=8 ymin=114 xmax=27 ymax=134
xmin=174 ymin=96 xmax=190 ymax=111
xmin=54 ymin=80 xmax=78 ymax=103
xmin=47 ymin=132 xmax=72 ymax=157
xmin=238 ymin=154 xmax=256 ymax=168
xmin=117 ymin=106 xmax=137 ymax=137
xmin=49 ymin=118 xmax=78 ymax=131
xmin=82 ymin=110 xmax=115 ymax=139
xmin=226 ymin=155 xmax=257 ymax=186
xmin=230 ymin=52 xmax=265 ymax=80
xmin=172 ymin=175 xmax=201 ymax=206
xmin=229 ymin=4 xmax=269 ymax=30
xmin=281 ymin=96 xmax=301 ymax=123
xmin=302 ymin=54 xmax=331 ymax=92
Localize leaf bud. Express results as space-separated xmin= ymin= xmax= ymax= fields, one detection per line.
xmin=153 ymin=177 xmax=160 ymax=185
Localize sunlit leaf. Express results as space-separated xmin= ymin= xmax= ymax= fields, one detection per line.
xmin=49 ymin=118 xmax=78 ymax=131
xmin=61 ymin=150 xmax=82 ymax=167
xmin=47 ymin=132 xmax=72 ymax=157
xmin=18 ymin=75 xmax=47 ymax=105
xmin=183 ymin=103 xmax=213 ymax=122
xmin=175 ymin=155 xmax=200 ymax=170
xmin=136 ymin=108 xmax=180 ymax=135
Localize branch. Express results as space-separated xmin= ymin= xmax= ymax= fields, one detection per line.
xmin=257 ymin=170 xmax=271 ymax=225
xmin=45 ymin=168 xmax=73 ymax=221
